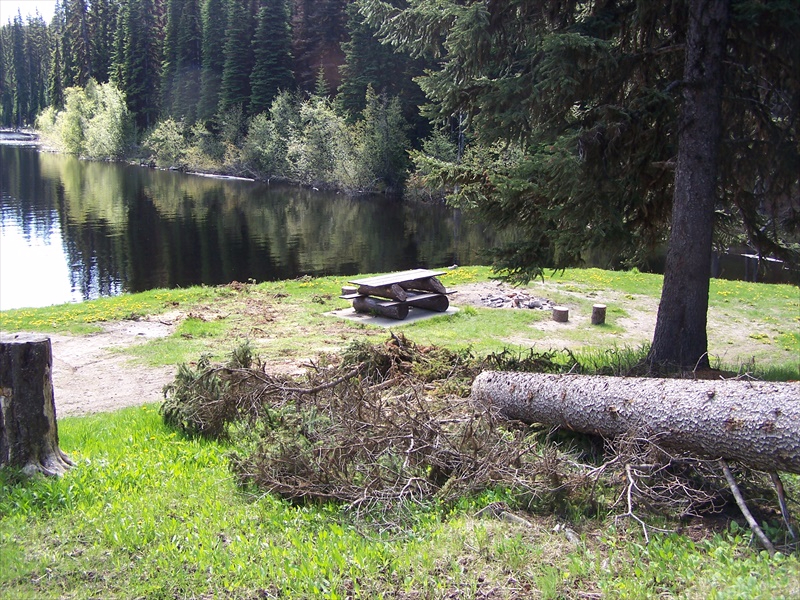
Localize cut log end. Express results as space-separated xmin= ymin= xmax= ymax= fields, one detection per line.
xmin=591 ymin=304 xmax=607 ymax=325
xmin=552 ymin=306 xmax=569 ymax=322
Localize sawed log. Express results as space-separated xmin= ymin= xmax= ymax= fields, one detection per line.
xmin=356 ymin=283 xmax=408 ymax=301
xmin=353 ymin=296 xmax=409 ymax=320
xmin=399 ymin=277 xmax=447 ymax=294
xmin=471 ymin=372 xmax=800 ymax=474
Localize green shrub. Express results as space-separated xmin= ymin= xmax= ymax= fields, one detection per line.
xmin=38 ymin=80 xmax=132 ymax=159
xmin=144 ymin=118 xmax=188 ymax=168
xmin=84 ymin=83 xmax=132 ymax=159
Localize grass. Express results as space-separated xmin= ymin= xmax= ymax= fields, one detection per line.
xmin=1 ymin=267 xmax=799 ymax=596
xmin=1 ymin=266 xmax=797 ymax=376
xmin=2 ymin=406 xmax=799 ymax=599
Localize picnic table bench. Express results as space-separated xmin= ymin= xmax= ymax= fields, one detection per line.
xmin=341 ymin=269 xmax=450 ymax=320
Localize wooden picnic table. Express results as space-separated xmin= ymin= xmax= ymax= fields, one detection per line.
xmin=342 ymin=269 xmax=450 ymax=320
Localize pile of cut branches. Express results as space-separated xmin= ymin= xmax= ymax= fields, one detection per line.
xmin=160 ymin=336 xmax=797 ymax=547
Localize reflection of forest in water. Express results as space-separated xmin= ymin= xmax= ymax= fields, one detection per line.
xmin=1 ymin=145 xmax=499 ymax=304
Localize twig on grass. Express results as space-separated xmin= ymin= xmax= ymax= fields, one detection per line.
xmin=721 ymin=459 xmax=776 ymax=557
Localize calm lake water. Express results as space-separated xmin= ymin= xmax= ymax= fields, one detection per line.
xmin=0 ymin=144 xmax=498 ymax=310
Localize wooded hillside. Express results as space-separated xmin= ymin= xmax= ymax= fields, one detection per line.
xmin=0 ymin=0 xmax=427 ymax=131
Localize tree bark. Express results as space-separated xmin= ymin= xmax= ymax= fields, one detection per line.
xmin=648 ymin=0 xmax=731 ymax=370
xmin=352 ymin=296 xmax=410 ymax=320
xmin=399 ymin=277 xmax=447 ymax=294
xmin=407 ymin=294 xmax=449 ymax=312
xmin=471 ymin=371 xmax=800 ymax=474
xmin=0 ymin=334 xmax=73 ymax=476
xmin=356 ymin=283 xmax=408 ymax=301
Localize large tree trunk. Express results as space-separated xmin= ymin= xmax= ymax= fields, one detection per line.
xmin=0 ymin=334 xmax=73 ymax=476
xmin=471 ymin=371 xmax=800 ymax=474
xmin=648 ymin=0 xmax=731 ymax=370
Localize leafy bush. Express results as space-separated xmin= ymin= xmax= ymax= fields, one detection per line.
xmin=84 ymin=83 xmax=132 ymax=159
xmin=144 ymin=118 xmax=188 ymax=168
xmin=37 ymin=80 xmax=132 ymax=159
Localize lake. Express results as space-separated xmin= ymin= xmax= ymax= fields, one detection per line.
xmin=0 ymin=144 xmax=498 ymax=310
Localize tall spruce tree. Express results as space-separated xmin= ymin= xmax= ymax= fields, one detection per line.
xmin=339 ymin=0 xmax=429 ymax=138
xmin=11 ymin=13 xmax=29 ymax=127
xmin=249 ymin=0 xmax=293 ymax=116
xmin=219 ymin=0 xmax=256 ymax=115
xmin=198 ymin=0 xmax=227 ymax=121
xmin=48 ymin=1 xmax=66 ymax=109
xmin=291 ymin=0 xmax=347 ymax=93
xmin=24 ymin=13 xmax=50 ymax=123
xmin=173 ymin=0 xmax=203 ymax=121
xmin=363 ymin=0 xmax=800 ymax=370
xmin=160 ymin=0 xmax=201 ymax=118
xmin=0 ymin=25 xmax=12 ymax=126
xmin=65 ymin=0 xmax=92 ymax=86
xmin=160 ymin=0 xmax=181 ymax=114
xmin=88 ymin=0 xmax=117 ymax=83
xmin=115 ymin=0 xmax=163 ymax=129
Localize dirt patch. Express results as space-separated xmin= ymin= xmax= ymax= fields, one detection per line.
xmin=49 ymin=315 xmax=179 ymax=417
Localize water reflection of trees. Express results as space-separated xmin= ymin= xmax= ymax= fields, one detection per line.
xmin=2 ymin=146 xmax=499 ymax=299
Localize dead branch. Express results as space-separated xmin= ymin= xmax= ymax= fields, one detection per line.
xmin=721 ymin=459 xmax=776 ymax=557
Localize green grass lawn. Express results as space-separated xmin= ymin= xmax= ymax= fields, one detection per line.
xmin=2 ymin=266 xmax=797 ymax=376
xmin=2 ymin=406 xmax=798 ymax=599
xmin=1 ymin=267 xmax=799 ymax=598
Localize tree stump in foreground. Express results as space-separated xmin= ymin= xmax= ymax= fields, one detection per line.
xmin=471 ymin=371 xmax=800 ymax=474
xmin=0 ymin=333 xmax=73 ymax=476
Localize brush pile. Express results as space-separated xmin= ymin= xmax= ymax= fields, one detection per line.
xmin=160 ymin=336 xmax=797 ymax=548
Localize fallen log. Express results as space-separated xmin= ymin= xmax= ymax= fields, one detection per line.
xmin=471 ymin=372 xmax=800 ymax=474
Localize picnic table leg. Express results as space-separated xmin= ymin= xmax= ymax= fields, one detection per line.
xmin=353 ymin=297 xmax=410 ymax=320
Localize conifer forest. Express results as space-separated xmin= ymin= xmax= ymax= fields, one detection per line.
xmin=1 ymin=0 xmax=798 ymax=369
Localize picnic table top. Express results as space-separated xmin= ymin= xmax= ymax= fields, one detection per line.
xmin=348 ymin=269 xmax=445 ymax=287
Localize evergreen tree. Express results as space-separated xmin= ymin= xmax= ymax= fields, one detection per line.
xmin=66 ymin=0 xmax=92 ymax=86
xmin=89 ymin=0 xmax=118 ymax=83
xmin=116 ymin=0 xmax=164 ymax=129
xmin=249 ymin=0 xmax=293 ymax=116
xmin=363 ymin=0 xmax=800 ymax=369
xmin=59 ymin=0 xmax=76 ymax=89
xmin=219 ymin=0 xmax=255 ymax=115
xmin=0 ymin=26 xmax=12 ymax=126
xmin=339 ymin=0 xmax=428 ymax=138
xmin=291 ymin=0 xmax=347 ymax=93
xmin=160 ymin=0 xmax=182 ymax=115
xmin=173 ymin=0 xmax=203 ymax=121
xmin=11 ymin=13 xmax=29 ymax=127
xmin=357 ymin=85 xmax=409 ymax=191
xmin=24 ymin=13 xmax=50 ymax=122
xmin=198 ymin=0 xmax=227 ymax=121
xmin=48 ymin=2 xmax=66 ymax=109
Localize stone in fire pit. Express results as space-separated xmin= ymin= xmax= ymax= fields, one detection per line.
xmin=479 ymin=290 xmax=555 ymax=310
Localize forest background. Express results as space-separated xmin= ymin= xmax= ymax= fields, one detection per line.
xmin=0 ymin=0 xmax=439 ymax=196
xmin=1 ymin=0 xmax=798 ymax=371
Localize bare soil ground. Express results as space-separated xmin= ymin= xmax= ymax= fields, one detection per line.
xmin=50 ymin=316 xmax=179 ymax=416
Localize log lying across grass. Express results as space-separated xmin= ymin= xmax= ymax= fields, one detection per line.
xmin=471 ymin=372 xmax=800 ymax=474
